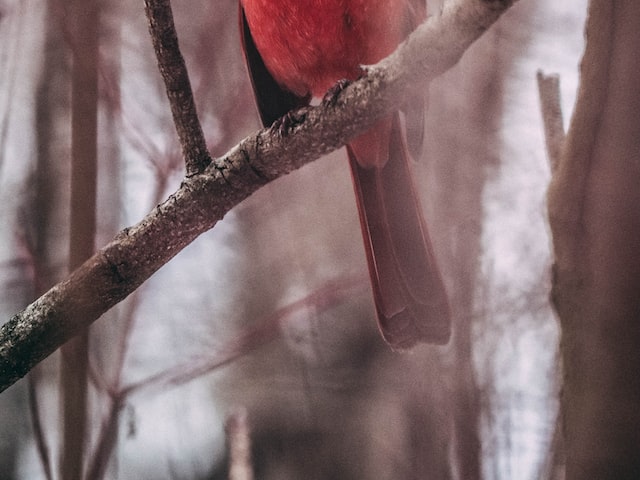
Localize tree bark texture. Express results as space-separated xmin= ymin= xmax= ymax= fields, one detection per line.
xmin=547 ymin=1 xmax=640 ymax=478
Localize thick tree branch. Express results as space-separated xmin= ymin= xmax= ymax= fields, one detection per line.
xmin=0 ymin=0 xmax=519 ymax=393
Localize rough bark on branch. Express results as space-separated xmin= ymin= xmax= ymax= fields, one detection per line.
xmin=0 ymin=0 xmax=518 ymax=393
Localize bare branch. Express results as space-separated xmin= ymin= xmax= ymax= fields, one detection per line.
xmin=536 ymin=70 xmax=565 ymax=173
xmin=27 ymin=372 xmax=53 ymax=480
xmin=119 ymin=273 xmax=366 ymax=398
xmin=226 ymin=408 xmax=254 ymax=480
xmin=0 ymin=0 xmax=519 ymax=393
xmin=144 ymin=0 xmax=212 ymax=176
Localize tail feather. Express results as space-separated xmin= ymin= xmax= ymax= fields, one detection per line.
xmin=348 ymin=114 xmax=451 ymax=348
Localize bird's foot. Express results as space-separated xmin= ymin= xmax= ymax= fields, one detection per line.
xmin=322 ymin=78 xmax=354 ymax=107
xmin=272 ymin=108 xmax=308 ymax=137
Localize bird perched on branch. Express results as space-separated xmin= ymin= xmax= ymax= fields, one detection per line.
xmin=239 ymin=0 xmax=451 ymax=348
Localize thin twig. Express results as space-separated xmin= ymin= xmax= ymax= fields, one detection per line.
xmin=144 ymin=0 xmax=211 ymax=176
xmin=226 ymin=408 xmax=254 ymax=480
xmin=84 ymin=394 xmax=124 ymax=480
xmin=536 ymin=71 xmax=565 ymax=173
xmin=27 ymin=370 xmax=54 ymax=480
xmin=120 ymin=273 xmax=367 ymax=397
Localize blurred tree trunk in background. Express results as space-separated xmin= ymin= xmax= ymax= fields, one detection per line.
xmin=427 ymin=28 xmax=504 ymax=480
xmin=548 ymin=0 xmax=640 ymax=478
xmin=0 ymin=2 xmax=66 ymax=477
xmin=59 ymin=0 xmax=100 ymax=476
xmin=33 ymin=2 xmax=72 ymax=295
xmin=30 ymin=0 xmax=73 ymax=477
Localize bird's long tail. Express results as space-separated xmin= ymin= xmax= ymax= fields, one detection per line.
xmin=347 ymin=114 xmax=451 ymax=348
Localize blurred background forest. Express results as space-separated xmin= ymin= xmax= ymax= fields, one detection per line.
xmin=0 ymin=0 xmax=588 ymax=478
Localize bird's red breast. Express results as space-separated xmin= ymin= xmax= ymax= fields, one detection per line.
xmin=240 ymin=0 xmax=411 ymax=97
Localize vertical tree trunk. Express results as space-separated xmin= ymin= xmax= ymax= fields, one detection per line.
xmin=547 ymin=1 xmax=640 ymax=478
xmin=60 ymin=0 xmax=99 ymax=477
xmin=31 ymin=2 xmax=73 ymax=477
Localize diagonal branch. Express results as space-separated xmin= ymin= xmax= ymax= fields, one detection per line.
xmin=0 ymin=0 xmax=519 ymax=393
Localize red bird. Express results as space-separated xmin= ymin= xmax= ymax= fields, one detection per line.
xmin=240 ymin=0 xmax=451 ymax=348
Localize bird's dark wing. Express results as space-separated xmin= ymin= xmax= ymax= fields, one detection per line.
xmin=239 ymin=5 xmax=309 ymax=127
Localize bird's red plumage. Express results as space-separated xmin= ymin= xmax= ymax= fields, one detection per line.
xmin=240 ymin=0 xmax=451 ymax=348
xmin=241 ymin=0 xmax=408 ymax=96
